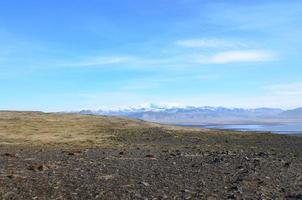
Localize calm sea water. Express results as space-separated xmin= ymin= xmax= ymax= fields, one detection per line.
xmin=187 ymin=123 xmax=302 ymax=135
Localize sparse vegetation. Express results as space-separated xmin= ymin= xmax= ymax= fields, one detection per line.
xmin=0 ymin=111 xmax=301 ymax=199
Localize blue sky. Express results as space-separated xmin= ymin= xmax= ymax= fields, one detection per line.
xmin=0 ymin=0 xmax=302 ymax=111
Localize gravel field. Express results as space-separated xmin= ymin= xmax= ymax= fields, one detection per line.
xmin=0 ymin=112 xmax=301 ymax=199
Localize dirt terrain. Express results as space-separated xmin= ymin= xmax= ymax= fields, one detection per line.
xmin=0 ymin=112 xmax=301 ymax=199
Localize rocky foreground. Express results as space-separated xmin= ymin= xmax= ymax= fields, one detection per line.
xmin=0 ymin=112 xmax=301 ymax=199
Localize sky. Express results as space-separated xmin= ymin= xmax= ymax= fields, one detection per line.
xmin=0 ymin=0 xmax=302 ymax=111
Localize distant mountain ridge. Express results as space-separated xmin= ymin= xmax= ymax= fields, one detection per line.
xmin=279 ymin=108 xmax=302 ymax=118
xmin=73 ymin=104 xmax=302 ymax=125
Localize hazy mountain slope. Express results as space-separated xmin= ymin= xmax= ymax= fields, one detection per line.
xmin=74 ymin=104 xmax=299 ymax=124
xmin=279 ymin=107 xmax=302 ymax=118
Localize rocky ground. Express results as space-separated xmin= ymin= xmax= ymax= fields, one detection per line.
xmin=0 ymin=112 xmax=302 ymax=199
xmin=0 ymin=136 xmax=302 ymax=199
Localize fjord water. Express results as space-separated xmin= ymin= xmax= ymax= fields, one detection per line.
xmin=198 ymin=123 xmax=302 ymax=135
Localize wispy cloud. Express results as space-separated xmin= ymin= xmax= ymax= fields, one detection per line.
xmin=54 ymin=40 xmax=277 ymax=70
xmin=120 ymin=74 xmax=218 ymax=91
xmin=175 ymin=39 xmax=247 ymax=48
xmin=175 ymin=38 xmax=277 ymax=64
xmin=264 ymin=82 xmax=302 ymax=95
xmin=56 ymin=50 xmax=276 ymax=69
xmin=193 ymin=50 xmax=276 ymax=64
xmin=59 ymin=56 xmax=133 ymax=67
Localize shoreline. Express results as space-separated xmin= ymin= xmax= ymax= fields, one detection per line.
xmin=175 ymin=123 xmax=302 ymax=136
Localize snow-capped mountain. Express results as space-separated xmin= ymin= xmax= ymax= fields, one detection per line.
xmin=78 ymin=103 xmax=183 ymax=115
xmin=72 ymin=103 xmax=302 ymax=125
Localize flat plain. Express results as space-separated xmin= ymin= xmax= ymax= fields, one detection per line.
xmin=0 ymin=111 xmax=301 ymax=199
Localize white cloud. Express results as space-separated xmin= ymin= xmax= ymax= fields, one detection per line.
xmin=193 ymin=50 xmax=276 ymax=64
xmin=175 ymin=39 xmax=246 ymax=48
xmin=175 ymin=39 xmax=277 ymax=64
xmin=56 ymin=49 xmax=276 ymax=69
xmin=59 ymin=56 xmax=132 ymax=67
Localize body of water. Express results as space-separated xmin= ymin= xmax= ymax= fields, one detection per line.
xmin=187 ymin=123 xmax=302 ymax=135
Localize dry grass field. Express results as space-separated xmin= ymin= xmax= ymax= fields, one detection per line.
xmin=0 ymin=111 xmax=162 ymax=147
xmin=0 ymin=111 xmax=257 ymax=148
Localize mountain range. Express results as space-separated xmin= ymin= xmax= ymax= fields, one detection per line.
xmin=74 ymin=103 xmax=302 ymax=125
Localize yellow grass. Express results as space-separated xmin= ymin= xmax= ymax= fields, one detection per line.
xmin=0 ymin=111 xmax=273 ymax=148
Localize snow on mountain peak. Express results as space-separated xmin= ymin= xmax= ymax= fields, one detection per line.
xmin=124 ymin=102 xmax=185 ymax=112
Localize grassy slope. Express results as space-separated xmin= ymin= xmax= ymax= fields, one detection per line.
xmin=0 ymin=111 xmax=301 ymax=153
xmin=0 ymin=111 xmax=162 ymax=147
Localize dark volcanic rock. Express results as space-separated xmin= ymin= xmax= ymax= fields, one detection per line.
xmin=0 ymin=134 xmax=302 ymax=199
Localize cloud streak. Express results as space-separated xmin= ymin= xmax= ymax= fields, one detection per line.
xmin=59 ymin=56 xmax=132 ymax=67
xmin=57 ymin=50 xmax=276 ymax=69
xmin=264 ymin=82 xmax=302 ymax=95
xmin=175 ymin=39 xmax=247 ymax=48
xmin=193 ymin=50 xmax=276 ymax=64
xmin=54 ymin=39 xmax=277 ymax=70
